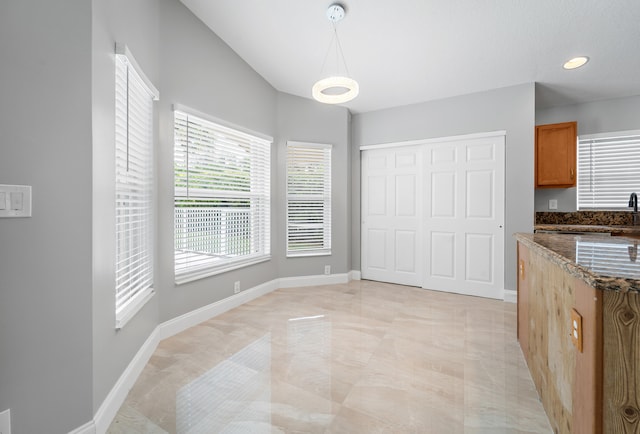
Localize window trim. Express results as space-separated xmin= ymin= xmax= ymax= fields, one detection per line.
xmin=286 ymin=141 xmax=332 ymax=257
xmin=173 ymin=105 xmax=272 ymax=284
xmin=172 ymin=104 xmax=273 ymax=142
xmin=115 ymin=44 xmax=159 ymax=99
xmin=114 ymin=43 xmax=158 ymax=329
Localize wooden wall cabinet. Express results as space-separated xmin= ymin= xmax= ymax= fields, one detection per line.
xmin=535 ymin=121 xmax=577 ymax=188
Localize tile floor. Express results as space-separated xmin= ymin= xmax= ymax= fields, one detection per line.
xmin=108 ymin=280 xmax=551 ymax=433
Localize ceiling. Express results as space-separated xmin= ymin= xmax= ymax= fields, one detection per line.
xmin=179 ymin=0 xmax=640 ymax=114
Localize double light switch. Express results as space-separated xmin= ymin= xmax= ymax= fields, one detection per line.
xmin=0 ymin=184 xmax=32 ymax=217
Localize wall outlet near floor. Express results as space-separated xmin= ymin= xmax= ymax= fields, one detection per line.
xmin=324 ymin=265 xmax=331 ymax=275
xmin=0 ymin=408 xmax=11 ymax=434
xmin=234 ymin=281 xmax=240 ymax=294
xmin=549 ymin=199 xmax=558 ymax=210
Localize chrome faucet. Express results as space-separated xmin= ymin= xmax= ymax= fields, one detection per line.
xmin=630 ymin=192 xmax=639 ymax=225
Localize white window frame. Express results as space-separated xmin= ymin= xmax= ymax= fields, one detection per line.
xmin=286 ymin=141 xmax=332 ymax=257
xmin=577 ymin=130 xmax=640 ymax=210
xmin=114 ymin=44 xmax=158 ymax=329
xmin=173 ymin=105 xmax=272 ymax=284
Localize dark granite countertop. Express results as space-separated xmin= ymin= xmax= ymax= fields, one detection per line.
xmin=515 ymin=232 xmax=640 ymax=293
xmin=534 ymin=224 xmax=640 ymax=235
xmin=535 ymin=210 xmax=635 ymax=226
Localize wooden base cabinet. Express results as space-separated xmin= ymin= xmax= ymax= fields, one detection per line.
xmin=603 ymin=290 xmax=640 ymax=433
xmin=517 ymin=241 xmax=640 ymax=434
xmin=573 ymin=279 xmax=603 ymax=434
xmin=517 ymin=242 xmax=529 ymax=359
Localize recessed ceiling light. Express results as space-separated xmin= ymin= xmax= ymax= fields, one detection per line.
xmin=563 ymin=56 xmax=589 ymax=70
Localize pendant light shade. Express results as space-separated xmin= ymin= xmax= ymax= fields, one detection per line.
xmin=312 ymin=76 xmax=359 ymax=104
xmin=312 ymin=4 xmax=359 ymax=104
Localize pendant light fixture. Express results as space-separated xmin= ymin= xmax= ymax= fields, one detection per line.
xmin=312 ymin=4 xmax=359 ymax=104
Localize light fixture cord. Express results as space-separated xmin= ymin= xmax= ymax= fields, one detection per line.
xmin=333 ymin=23 xmax=352 ymax=77
xmin=318 ymin=22 xmax=352 ymax=78
xmin=317 ymin=29 xmax=335 ymax=77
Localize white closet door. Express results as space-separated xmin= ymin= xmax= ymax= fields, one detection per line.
xmin=423 ymin=135 xmax=505 ymax=299
xmin=361 ymin=146 xmax=423 ymax=286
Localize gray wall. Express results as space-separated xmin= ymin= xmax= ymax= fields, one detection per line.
xmin=351 ymin=83 xmax=536 ymax=293
xmin=156 ymin=0 xmax=279 ymax=323
xmin=91 ymin=0 xmax=162 ymax=412
xmin=0 ymin=1 xmax=94 ymax=433
xmin=91 ymin=0 xmax=354 ymax=423
xmin=276 ymin=93 xmax=351 ymax=277
xmin=535 ymin=94 xmax=640 ymax=212
xmin=0 ymin=0 xmax=555 ymax=431
xmin=1 ymin=1 xmax=353 ymax=431
xmin=91 ymin=0 xmax=282 ymax=411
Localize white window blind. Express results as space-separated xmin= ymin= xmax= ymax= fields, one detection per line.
xmin=115 ymin=45 xmax=158 ymax=328
xmin=286 ymin=142 xmax=332 ymax=256
xmin=174 ymin=109 xmax=271 ymax=283
xmin=578 ymin=131 xmax=640 ymax=209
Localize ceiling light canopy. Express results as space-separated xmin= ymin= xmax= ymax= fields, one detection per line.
xmin=563 ymin=56 xmax=589 ymax=70
xmin=312 ymin=4 xmax=359 ymax=104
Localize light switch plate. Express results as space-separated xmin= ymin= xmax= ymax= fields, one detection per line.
xmin=0 ymin=185 xmax=31 ymax=218
xmin=9 ymin=192 xmax=23 ymax=210
xmin=0 ymin=408 xmax=11 ymax=434
xmin=571 ymin=308 xmax=583 ymax=352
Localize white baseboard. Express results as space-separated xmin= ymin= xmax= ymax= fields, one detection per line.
xmin=158 ymin=279 xmax=279 ymax=340
xmin=93 ymin=327 xmax=160 ymax=434
xmin=88 ymin=272 xmax=358 ymax=434
xmin=92 ymin=280 xmax=279 ymax=434
xmin=68 ymin=420 xmax=95 ymax=434
xmin=278 ymin=273 xmax=349 ymax=288
xmin=503 ymin=289 xmax=517 ymax=303
xmin=349 ymin=270 xmax=361 ymax=280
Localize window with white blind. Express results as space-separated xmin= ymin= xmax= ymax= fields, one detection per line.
xmin=286 ymin=142 xmax=332 ymax=256
xmin=578 ymin=131 xmax=640 ymax=209
xmin=115 ymin=44 xmax=158 ymax=328
xmin=174 ymin=108 xmax=271 ymax=284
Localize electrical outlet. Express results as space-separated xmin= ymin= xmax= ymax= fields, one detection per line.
xmin=0 ymin=408 xmax=11 ymax=434
xmin=571 ymin=308 xmax=583 ymax=352
xmin=234 ymin=281 xmax=240 ymax=294
xmin=549 ymin=199 xmax=558 ymax=210
xmin=324 ymin=265 xmax=331 ymax=275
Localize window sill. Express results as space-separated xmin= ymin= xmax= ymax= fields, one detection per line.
xmin=115 ymin=287 xmax=155 ymax=330
xmin=175 ymin=255 xmax=271 ymax=285
xmin=286 ymin=250 xmax=332 ymax=258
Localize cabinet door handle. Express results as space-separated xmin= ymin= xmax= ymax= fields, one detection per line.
xmin=519 ymin=259 xmax=525 ymax=279
xmin=570 ymin=168 xmax=575 ymax=179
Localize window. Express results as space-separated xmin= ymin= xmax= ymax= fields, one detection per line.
xmin=114 ymin=44 xmax=158 ymax=328
xmin=286 ymin=142 xmax=332 ymax=256
xmin=174 ymin=108 xmax=271 ymax=283
xmin=578 ymin=131 xmax=640 ymax=209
